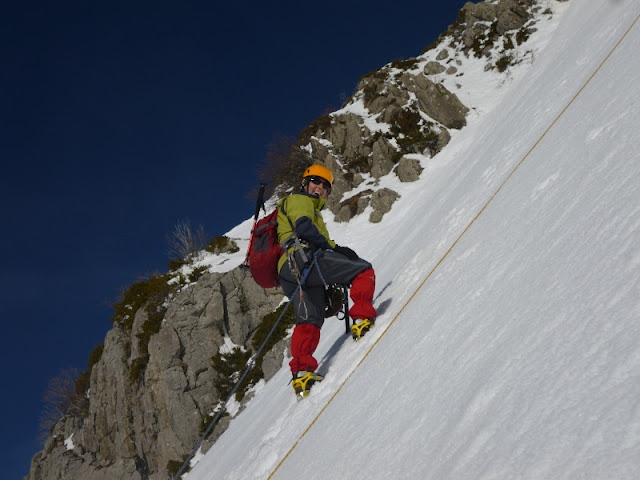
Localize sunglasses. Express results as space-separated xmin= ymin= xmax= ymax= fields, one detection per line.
xmin=306 ymin=176 xmax=331 ymax=190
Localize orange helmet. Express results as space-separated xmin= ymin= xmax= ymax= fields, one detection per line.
xmin=301 ymin=164 xmax=334 ymax=186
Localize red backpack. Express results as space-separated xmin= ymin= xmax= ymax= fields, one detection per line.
xmin=248 ymin=208 xmax=283 ymax=288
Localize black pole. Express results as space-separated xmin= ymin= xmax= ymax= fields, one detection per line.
xmin=241 ymin=183 xmax=267 ymax=269
xmin=343 ymin=286 xmax=350 ymax=335
xmin=253 ymin=183 xmax=267 ymax=219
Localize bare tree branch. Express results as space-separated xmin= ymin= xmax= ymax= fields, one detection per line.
xmin=165 ymin=219 xmax=207 ymax=261
xmin=38 ymin=368 xmax=85 ymax=442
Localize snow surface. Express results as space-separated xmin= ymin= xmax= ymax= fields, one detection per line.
xmin=184 ymin=1 xmax=640 ymax=478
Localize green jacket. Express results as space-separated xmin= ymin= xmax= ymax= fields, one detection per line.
xmin=277 ymin=192 xmax=336 ymax=272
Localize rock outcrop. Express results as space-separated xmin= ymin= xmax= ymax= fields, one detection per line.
xmin=293 ymin=0 xmax=536 ymax=224
xmin=27 ymin=268 xmax=285 ymax=480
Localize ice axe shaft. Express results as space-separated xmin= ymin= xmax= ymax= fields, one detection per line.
xmin=242 ymin=183 xmax=267 ymax=268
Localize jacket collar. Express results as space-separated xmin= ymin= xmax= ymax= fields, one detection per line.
xmin=297 ymin=191 xmax=326 ymax=211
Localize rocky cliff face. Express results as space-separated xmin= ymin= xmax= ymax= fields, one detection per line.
xmin=28 ymin=267 xmax=285 ymax=480
xmin=27 ymin=1 xmax=544 ymax=478
xmin=293 ymin=0 xmax=537 ymax=225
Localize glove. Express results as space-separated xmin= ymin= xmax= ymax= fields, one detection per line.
xmin=333 ymin=245 xmax=359 ymax=261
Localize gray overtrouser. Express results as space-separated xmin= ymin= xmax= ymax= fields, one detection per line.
xmin=279 ymin=248 xmax=372 ymax=328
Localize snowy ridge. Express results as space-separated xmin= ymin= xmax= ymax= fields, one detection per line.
xmin=187 ymin=1 xmax=640 ymax=478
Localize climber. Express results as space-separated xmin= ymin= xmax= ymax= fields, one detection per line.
xmin=277 ymin=164 xmax=377 ymax=397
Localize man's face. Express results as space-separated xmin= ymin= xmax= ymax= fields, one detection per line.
xmin=305 ymin=176 xmax=330 ymax=198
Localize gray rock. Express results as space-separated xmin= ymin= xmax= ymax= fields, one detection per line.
xmin=362 ymin=79 xmax=410 ymax=116
xmin=398 ymin=73 xmax=469 ymax=129
xmin=396 ymin=157 xmax=423 ymax=182
xmin=370 ymin=137 xmax=397 ymax=179
xmin=424 ymin=61 xmax=446 ymax=75
xmin=262 ymin=337 xmax=290 ymax=380
xmin=369 ymin=188 xmax=400 ymax=223
xmin=327 ymin=113 xmax=369 ymax=159
xmin=459 ymin=0 xmax=531 ymax=55
xmin=436 ymin=49 xmax=449 ymax=61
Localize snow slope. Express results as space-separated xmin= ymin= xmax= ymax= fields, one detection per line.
xmin=187 ymin=1 xmax=640 ymax=478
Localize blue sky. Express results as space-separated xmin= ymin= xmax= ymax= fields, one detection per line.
xmin=0 ymin=1 xmax=467 ymax=476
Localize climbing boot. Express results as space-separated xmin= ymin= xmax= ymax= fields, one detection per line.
xmin=292 ymin=371 xmax=324 ymax=397
xmin=351 ymin=318 xmax=373 ymax=341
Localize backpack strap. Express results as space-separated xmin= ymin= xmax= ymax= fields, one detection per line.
xmin=280 ymin=198 xmax=309 ymax=265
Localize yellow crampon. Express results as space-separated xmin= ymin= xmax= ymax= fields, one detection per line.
xmin=351 ymin=318 xmax=372 ymax=341
xmin=292 ymin=371 xmax=324 ymax=397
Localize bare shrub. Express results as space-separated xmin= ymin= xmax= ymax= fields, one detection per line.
xmin=257 ymin=134 xmax=311 ymax=199
xmin=38 ymin=368 xmax=88 ymax=441
xmin=298 ymin=111 xmax=334 ymax=145
xmin=166 ymin=219 xmax=207 ymax=262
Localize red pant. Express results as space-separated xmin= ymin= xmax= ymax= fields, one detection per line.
xmin=348 ymin=268 xmax=376 ymax=320
xmin=289 ymin=268 xmax=376 ymax=373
